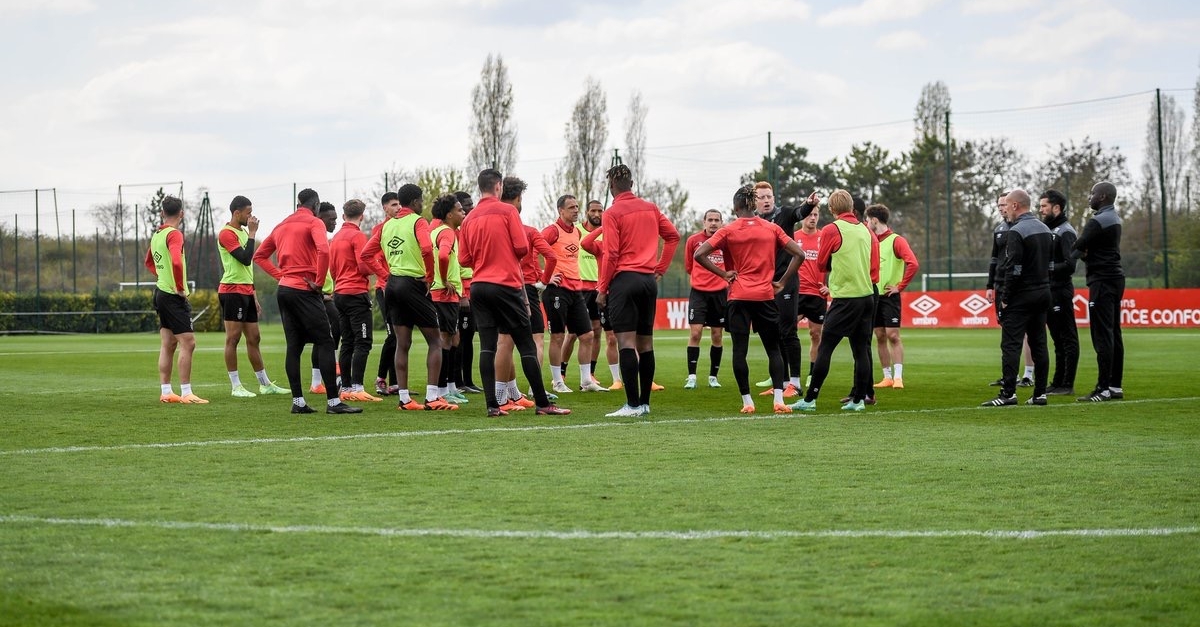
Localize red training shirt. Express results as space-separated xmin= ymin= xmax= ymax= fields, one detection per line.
xmin=252 ymin=209 xmax=330 ymax=291
xmin=794 ymin=228 xmax=824 ymax=296
xmin=684 ymin=231 xmax=730 ymax=293
xmin=598 ymin=191 xmax=680 ymax=294
xmin=522 ymin=225 xmax=558 ymax=286
xmin=458 ymin=197 xmax=528 ymax=289
xmin=330 ymin=221 xmax=371 ymax=295
xmin=704 ymin=217 xmax=795 ymax=301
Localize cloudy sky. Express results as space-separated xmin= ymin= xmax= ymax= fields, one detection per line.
xmin=1 ymin=0 xmax=1197 ymax=232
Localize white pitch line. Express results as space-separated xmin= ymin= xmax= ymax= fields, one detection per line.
xmin=3 ymin=397 xmax=1197 ymax=457
xmin=0 ymin=514 xmax=1195 ymax=541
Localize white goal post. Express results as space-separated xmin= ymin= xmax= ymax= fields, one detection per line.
xmin=920 ymin=273 xmax=990 ymax=292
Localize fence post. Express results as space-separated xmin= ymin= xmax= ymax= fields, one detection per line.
xmin=944 ymin=111 xmax=953 ymax=290
xmin=767 ymin=131 xmax=774 ymax=193
xmin=1155 ymin=88 xmax=1169 ymax=288
xmin=72 ymin=209 xmax=77 ymax=292
xmin=12 ymin=214 xmax=16 ymax=293
xmin=924 ymin=167 xmax=931 ymax=280
xmin=35 ymin=190 xmax=41 ymax=330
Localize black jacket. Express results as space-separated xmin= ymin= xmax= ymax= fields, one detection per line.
xmin=986 ymin=220 xmax=1010 ymax=290
xmin=1043 ymin=213 xmax=1078 ymax=288
xmin=1000 ymin=212 xmax=1052 ymax=301
xmin=1072 ymin=205 xmax=1124 ymax=284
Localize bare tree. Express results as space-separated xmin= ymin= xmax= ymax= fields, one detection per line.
xmin=914 ymin=80 xmax=951 ymax=143
xmin=1192 ymin=64 xmax=1200 ymax=212
xmin=563 ymin=77 xmax=609 ymax=206
xmin=641 ymin=179 xmax=695 ymax=234
xmin=468 ymin=53 xmax=518 ymax=174
xmin=1142 ymin=93 xmax=1189 ymax=214
xmin=1036 ymin=137 xmax=1131 ymax=230
xmin=623 ymin=90 xmax=648 ymax=190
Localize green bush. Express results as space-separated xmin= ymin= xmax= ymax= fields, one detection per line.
xmin=0 ymin=289 xmax=223 ymax=333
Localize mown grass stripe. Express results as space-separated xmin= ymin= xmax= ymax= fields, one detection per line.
xmin=3 ymin=397 xmax=1196 ymax=457
xmin=2 ymin=514 xmax=1196 ymax=541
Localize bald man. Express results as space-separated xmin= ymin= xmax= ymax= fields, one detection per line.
xmin=981 ymin=189 xmax=1052 ymax=407
xmin=1072 ymin=181 xmax=1125 ymax=402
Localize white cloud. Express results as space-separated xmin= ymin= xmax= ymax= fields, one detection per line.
xmin=960 ymin=0 xmax=1037 ymax=15
xmin=817 ymin=0 xmax=942 ymax=26
xmin=976 ymin=3 xmax=1167 ymax=64
xmin=875 ymin=30 xmax=929 ymax=51
xmin=0 ymin=0 xmax=93 ymax=17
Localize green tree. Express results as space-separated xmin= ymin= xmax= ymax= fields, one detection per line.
xmin=742 ymin=142 xmax=837 ymax=207
xmin=834 ymin=142 xmax=902 ymax=202
xmin=641 ymin=179 xmax=693 ymax=233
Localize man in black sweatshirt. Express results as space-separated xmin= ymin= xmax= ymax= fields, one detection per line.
xmin=752 ymin=182 xmax=819 ymax=397
xmin=982 ymin=189 xmax=1053 ymax=407
xmin=1073 ymin=181 xmax=1125 ymax=402
xmin=1038 ymin=189 xmax=1079 ymax=396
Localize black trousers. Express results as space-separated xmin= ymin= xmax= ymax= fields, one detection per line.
xmin=999 ymin=289 xmax=1050 ymax=397
xmin=1046 ymin=284 xmax=1079 ymax=388
xmin=1088 ymin=278 xmax=1125 ymax=391
xmin=805 ymin=295 xmax=874 ymax=403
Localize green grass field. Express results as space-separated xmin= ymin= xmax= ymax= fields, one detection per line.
xmin=2 ymin=327 xmax=1198 ymax=626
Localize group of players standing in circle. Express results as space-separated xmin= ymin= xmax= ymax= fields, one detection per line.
xmin=144 ymin=163 xmax=1124 ymax=416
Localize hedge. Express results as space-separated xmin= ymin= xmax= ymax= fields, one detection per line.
xmin=0 ymin=290 xmax=223 ymax=333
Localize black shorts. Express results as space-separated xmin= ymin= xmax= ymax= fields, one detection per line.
xmin=277 ymin=285 xmax=335 ymax=347
xmin=472 ymin=282 xmax=533 ymax=336
xmin=727 ymin=299 xmax=779 ymax=337
xmin=796 ymin=294 xmax=826 ymax=325
xmin=823 ymin=296 xmax=876 ymax=340
xmin=607 ymin=272 xmax=657 ymax=335
xmin=385 ymin=275 xmax=439 ymax=329
xmin=873 ymin=292 xmax=902 ymax=328
xmin=435 ymin=301 xmax=460 ymax=334
xmin=542 ymin=285 xmax=592 ymax=335
xmin=584 ymin=289 xmax=601 ymax=321
xmin=334 ymin=292 xmax=373 ymax=345
xmin=219 ymin=292 xmax=258 ymax=323
xmin=688 ymin=288 xmax=728 ymax=328
xmin=525 ymin=284 xmax=545 ymax=334
xmin=154 ymin=290 xmax=193 ymax=335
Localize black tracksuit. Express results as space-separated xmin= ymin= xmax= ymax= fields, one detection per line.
xmin=987 ymin=219 xmax=1011 ymax=322
xmin=1044 ymin=213 xmax=1079 ymax=389
xmin=763 ymin=202 xmax=816 ymax=382
xmin=1072 ymin=205 xmax=1125 ymax=392
xmin=997 ymin=212 xmax=1053 ymax=397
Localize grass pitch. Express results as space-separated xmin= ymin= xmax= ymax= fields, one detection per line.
xmin=1 ymin=327 xmax=1198 ymax=626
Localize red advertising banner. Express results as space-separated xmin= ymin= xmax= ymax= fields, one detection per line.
xmin=653 ymin=289 xmax=1200 ymax=330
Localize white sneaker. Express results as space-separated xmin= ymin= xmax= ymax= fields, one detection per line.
xmin=639 ymin=404 xmax=650 ymax=416
xmin=708 ymin=376 xmax=721 ymax=388
xmin=551 ymin=381 xmax=573 ymax=394
xmin=683 ymin=374 xmax=697 ymax=389
xmin=580 ymin=381 xmax=608 ymax=392
xmin=605 ymin=404 xmax=643 ymax=418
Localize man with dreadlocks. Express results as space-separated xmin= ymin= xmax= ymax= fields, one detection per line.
xmin=694 ymin=185 xmax=804 ymax=414
xmin=595 ymin=164 xmax=680 ymax=418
